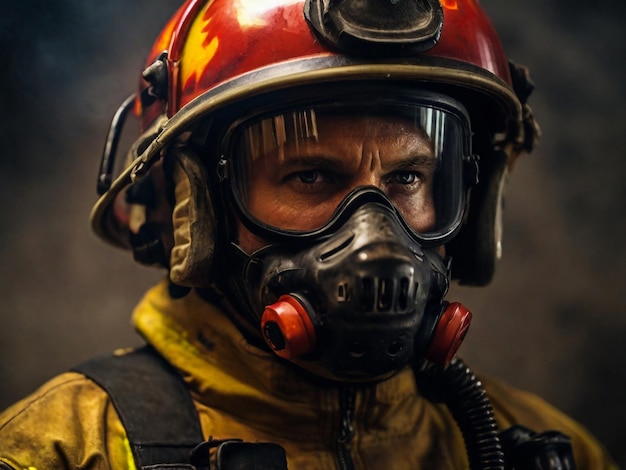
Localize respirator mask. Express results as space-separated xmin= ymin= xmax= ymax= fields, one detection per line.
xmin=217 ymin=90 xmax=476 ymax=382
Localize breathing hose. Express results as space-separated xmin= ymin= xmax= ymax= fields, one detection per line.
xmin=415 ymin=358 xmax=505 ymax=470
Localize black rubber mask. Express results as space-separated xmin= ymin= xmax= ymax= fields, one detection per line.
xmin=231 ymin=189 xmax=463 ymax=382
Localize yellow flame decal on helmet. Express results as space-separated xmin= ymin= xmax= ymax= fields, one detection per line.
xmin=180 ymin=4 xmax=220 ymax=94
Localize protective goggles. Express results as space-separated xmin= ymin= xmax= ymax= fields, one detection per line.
xmin=220 ymin=91 xmax=473 ymax=246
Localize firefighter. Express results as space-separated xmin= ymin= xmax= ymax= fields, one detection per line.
xmin=0 ymin=0 xmax=617 ymax=468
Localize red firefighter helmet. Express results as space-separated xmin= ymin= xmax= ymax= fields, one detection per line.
xmin=92 ymin=0 xmax=539 ymax=286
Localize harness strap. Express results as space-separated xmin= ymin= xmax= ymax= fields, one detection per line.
xmin=71 ymin=345 xmax=204 ymax=469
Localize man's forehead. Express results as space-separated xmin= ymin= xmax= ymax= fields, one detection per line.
xmin=316 ymin=111 xmax=431 ymax=136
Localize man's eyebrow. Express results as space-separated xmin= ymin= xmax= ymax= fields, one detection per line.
xmin=392 ymin=155 xmax=438 ymax=171
xmin=268 ymin=152 xmax=347 ymax=170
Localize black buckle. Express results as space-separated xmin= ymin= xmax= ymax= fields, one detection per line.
xmin=190 ymin=438 xmax=289 ymax=470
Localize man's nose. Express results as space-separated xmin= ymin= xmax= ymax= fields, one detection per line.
xmin=349 ymin=170 xmax=382 ymax=191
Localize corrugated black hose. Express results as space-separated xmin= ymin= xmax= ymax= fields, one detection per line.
xmin=415 ymin=358 xmax=505 ymax=470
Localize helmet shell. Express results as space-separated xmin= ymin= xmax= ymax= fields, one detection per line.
xmin=139 ymin=0 xmax=516 ymax=130
xmin=93 ymin=0 xmax=538 ymax=286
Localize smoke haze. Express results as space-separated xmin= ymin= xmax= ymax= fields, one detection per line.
xmin=1 ymin=1 xmax=624 ymax=465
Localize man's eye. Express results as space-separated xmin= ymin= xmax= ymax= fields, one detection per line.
xmin=296 ymin=170 xmax=323 ymax=184
xmin=392 ymin=171 xmax=420 ymax=185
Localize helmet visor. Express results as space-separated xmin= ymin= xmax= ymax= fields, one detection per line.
xmin=226 ymin=93 xmax=470 ymax=243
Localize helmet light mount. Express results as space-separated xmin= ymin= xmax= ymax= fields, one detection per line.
xmin=304 ymin=0 xmax=444 ymax=56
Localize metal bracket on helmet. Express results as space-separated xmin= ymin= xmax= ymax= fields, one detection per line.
xmin=97 ymin=94 xmax=136 ymax=195
xmin=95 ymin=53 xmax=169 ymax=197
xmin=304 ymin=0 xmax=443 ymax=56
xmin=142 ymin=52 xmax=169 ymax=106
xmin=508 ymin=60 xmax=541 ymax=156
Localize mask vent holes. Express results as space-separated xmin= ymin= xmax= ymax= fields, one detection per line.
xmin=348 ymin=343 xmax=367 ymax=358
xmin=319 ymin=234 xmax=355 ymax=261
xmin=398 ymin=278 xmax=410 ymax=310
xmin=337 ymin=283 xmax=350 ymax=302
xmin=359 ymin=277 xmax=375 ymax=310
xmin=358 ymin=277 xmax=417 ymax=312
xmin=377 ymin=278 xmax=393 ymax=311
xmin=387 ymin=341 xmax=404 ymax=357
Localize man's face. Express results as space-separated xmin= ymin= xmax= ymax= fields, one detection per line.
xmin=236 ymin=112 xmax=437 ymax=252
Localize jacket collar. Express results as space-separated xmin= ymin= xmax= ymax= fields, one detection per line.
xmin=132 ymin=280 xmax=425 ymax=432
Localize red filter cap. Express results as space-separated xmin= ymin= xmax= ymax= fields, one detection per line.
xmin=261 ymin=295 xmax=316 ymax=360
xmin=426 ymin=302 xmax=472 ymax=366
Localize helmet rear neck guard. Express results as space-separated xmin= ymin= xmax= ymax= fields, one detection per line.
xmin=91 ymin=0 xmax=540 ymax=286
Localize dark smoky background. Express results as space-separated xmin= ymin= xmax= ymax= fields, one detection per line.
xmin=1 ymin=0 xmax=624 ymax=465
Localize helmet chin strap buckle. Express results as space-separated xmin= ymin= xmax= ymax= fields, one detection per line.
xmin=261 ymin=295 xmax=316 ymax=360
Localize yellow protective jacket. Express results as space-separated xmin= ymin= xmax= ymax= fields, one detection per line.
xmin=0 ymin=280 xmax=618 ymax=469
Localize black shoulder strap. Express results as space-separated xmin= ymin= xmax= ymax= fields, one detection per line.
xmin=71 ymin=345 xmax=204 ymax=469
